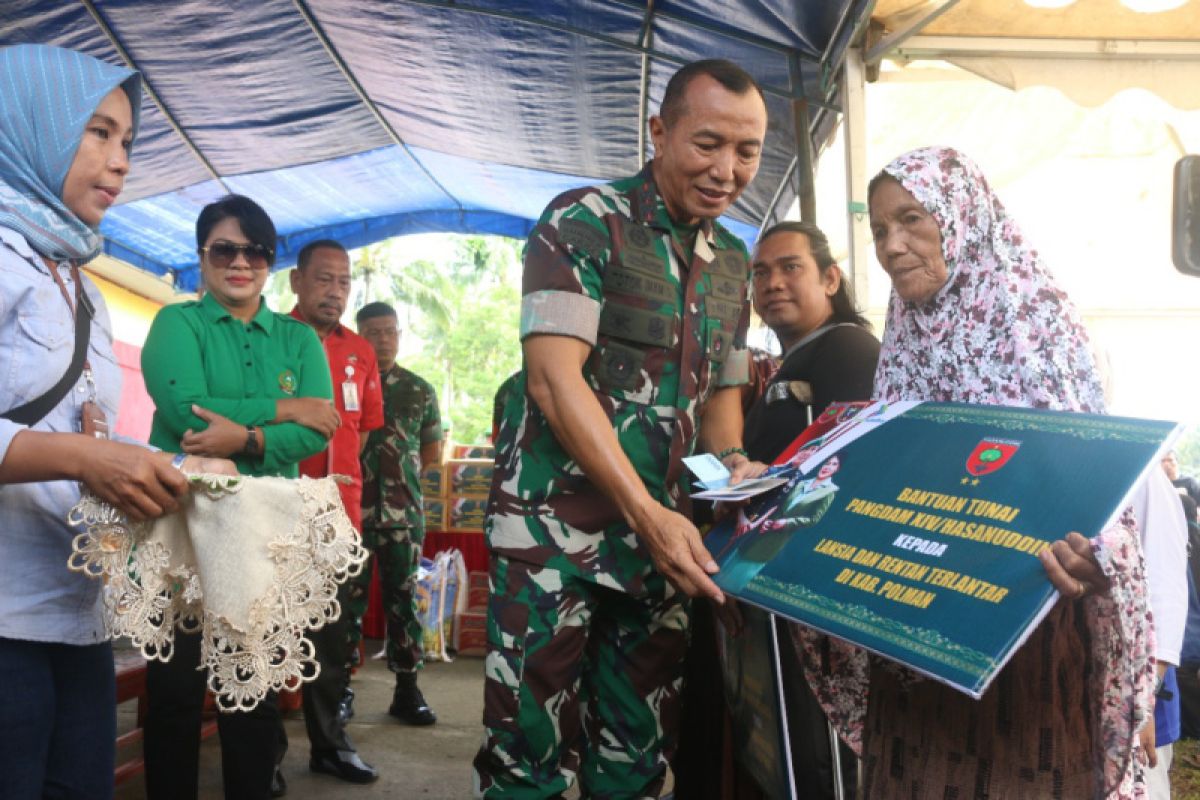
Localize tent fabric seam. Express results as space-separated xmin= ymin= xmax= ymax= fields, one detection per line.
xmin=290 ymin=0 xmax=463 ymax=211
xmin=80 ymin=0 xmax=230 ymax=192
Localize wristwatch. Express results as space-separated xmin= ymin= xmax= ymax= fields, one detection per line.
xmin=244 ymin=425 xmax=260 ymax=456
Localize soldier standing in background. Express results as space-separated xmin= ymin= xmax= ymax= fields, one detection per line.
xmin=353 ymin=301 xmax=444 ymax=725
xmin=473 ymin=59 xmax=769 ymax=798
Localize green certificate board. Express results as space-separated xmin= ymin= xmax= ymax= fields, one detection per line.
xmin=705 ymin=401 xmax=1179 ymax=698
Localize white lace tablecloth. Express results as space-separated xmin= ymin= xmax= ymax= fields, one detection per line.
xmin=67 ymin=474 xmax=367 ymax=711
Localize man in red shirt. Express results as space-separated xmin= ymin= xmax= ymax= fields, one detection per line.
xmin=283 ymin=239 xmax=384 ymax=789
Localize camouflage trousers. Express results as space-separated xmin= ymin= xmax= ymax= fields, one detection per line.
xmin=345 ymin=525 xmax=425 ymax=673
xmin=472 ymin=554 xmax=689 ymax=799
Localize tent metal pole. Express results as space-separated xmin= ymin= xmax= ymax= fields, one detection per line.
xmin=758 ymin=109 xmax=825 ymax=235
xmin=760 ymin=156 xmax=798 ymax=234
xmin=865 ymin=0 xmax=961 ymax=64
xmin=791 ymin=99 xmax=816 ymax=223
xmin=78 ymin=0 xmax=230 ymax=193
xmin=397 ymin=0 xmax=835 ymax=108
xmin=637 ymin=0 xmax=656 ymax=169
xmin=826 ymin=0 xmax=873 ymax=68
xmin=842 ymin=45 xmax=871 ymax=309
xmin=291 ymin=0 xmax=463 ymax=211
xmin=790 ymin=57 xmax=817 ymax=224
xmin=758 ymin=17 xmax=864 ymax=237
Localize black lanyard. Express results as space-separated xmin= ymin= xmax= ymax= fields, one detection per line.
xmin=1 ymin=262 xmax=94 ymax=425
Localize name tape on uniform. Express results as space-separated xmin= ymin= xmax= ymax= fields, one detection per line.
xmin=705 ymin=297 xmax=742 ymax=325
xmin=621 ymin=248 xmax=668 ymax=279
xmin=710 ymin=277 xmax=744 ymax=301
xmin=599 ymin=302 xmax=675 ymax=348
xmin=604 ymin=264 xmax=674 ymax=303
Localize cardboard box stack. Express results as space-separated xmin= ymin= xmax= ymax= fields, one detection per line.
xmin=457 ymin=570 xmax=490 ymax=656
xmin=426 ymin=444 xmax=494 ymax=655
xmin=419 ymin=463 xmax=446 ymax=531
xmin=452 ymin=443 xmax=495 ymax=460
xmin=446 ymin=457 xmax=493 ymax=532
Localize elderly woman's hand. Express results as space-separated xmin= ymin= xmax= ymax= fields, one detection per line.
xmin=1039 ymin=532 xmax=1111 ymax=600
xmin=723 ymin=453 xmax=769 ymax=484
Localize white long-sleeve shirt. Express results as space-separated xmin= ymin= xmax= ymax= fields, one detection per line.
xmin=1133 ymin=468 xmax=1189 ymax=666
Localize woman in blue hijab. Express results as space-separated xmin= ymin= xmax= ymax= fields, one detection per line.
xmin=0 ymin=43 xmax=232 ymax=799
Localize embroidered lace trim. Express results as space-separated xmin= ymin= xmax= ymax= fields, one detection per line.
xmin=67 ymin=474 xmax=367 ymax=711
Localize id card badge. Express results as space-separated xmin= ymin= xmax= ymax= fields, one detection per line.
xmin=81 ymin=400 xmax=110 ymax=439
xmin=80 ymin=368 xmax=109 ymax=439
xmin=342 ymin=381 xmax=360 ymax=412
xmin=341 ymin=366 xmax=360 ymax=412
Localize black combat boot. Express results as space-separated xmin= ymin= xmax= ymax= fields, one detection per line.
xmin=388 ymin=671 xmax=436 ymax=725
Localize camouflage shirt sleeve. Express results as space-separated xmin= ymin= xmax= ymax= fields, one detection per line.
xmin=419 ymin=377 xmax=443 ymax=445
xmin=519 ymin=194 xmax=609 ymax=346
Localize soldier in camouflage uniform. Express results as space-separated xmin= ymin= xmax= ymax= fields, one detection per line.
xmin=472 ymin=60 xmax=770 ymax=799
xmin=352 ymin=301 xmax=444 ymax=725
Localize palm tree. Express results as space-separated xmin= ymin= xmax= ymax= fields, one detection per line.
xmin=273 ymin=232 xmax=524 ymax=443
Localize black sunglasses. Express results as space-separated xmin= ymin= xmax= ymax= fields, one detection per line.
xmin=200 ymin=241 xmax=273 ymax=270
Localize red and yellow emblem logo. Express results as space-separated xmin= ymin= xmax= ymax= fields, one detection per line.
xmin=966 ymin=438 xmax=1020 ymax=477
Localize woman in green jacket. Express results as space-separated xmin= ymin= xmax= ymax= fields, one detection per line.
xmin=140 ymin=194 xmax=339 ymax=800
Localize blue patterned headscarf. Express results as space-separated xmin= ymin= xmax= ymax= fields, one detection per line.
xmin=0 ymin=44 xmax=142 ymax=262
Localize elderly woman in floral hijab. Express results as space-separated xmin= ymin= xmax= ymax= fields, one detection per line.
xmin=795 ymin=146 xmax=1154 ymax=799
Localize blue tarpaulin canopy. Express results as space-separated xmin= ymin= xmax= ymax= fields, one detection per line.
xmin=1 ymin=1 xmax=872 ymax=291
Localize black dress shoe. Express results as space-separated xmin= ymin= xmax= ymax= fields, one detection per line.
xmin=309 ymin=749 xmax=379 ymax=784
xmin=270 ymin=766 xmax=287 ymax=798
xmin=389 ymin=672 xmax=437 ymax=726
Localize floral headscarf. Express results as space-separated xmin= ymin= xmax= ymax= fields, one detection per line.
xmin=871 ymin=146 xmax=1106 ymax=413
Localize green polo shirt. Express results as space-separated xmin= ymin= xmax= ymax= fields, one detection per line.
xmin=141 ymin=292 xmax=333 ymax=477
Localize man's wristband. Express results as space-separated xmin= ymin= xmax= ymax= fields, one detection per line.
xmin=244 ymin=425 xmax=260 ymax=456
xmin=170 ymin=452 xmax=188 ymax=471
xmin=717 ymin=446 xmax=748 ymax=462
